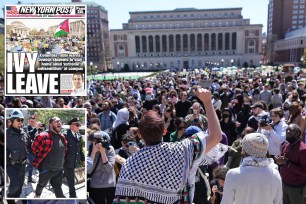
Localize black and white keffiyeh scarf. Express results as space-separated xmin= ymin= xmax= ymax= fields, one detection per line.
xmin=116 ymin=134 xmax=202 ymax=204
xmin=115 ymin=132 xmax=228 ymax=204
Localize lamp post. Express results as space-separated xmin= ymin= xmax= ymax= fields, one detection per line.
xmin=231 ymin=59 xmax=234 ymax=66
xmin=301 ymin=57 xmax=304 ymax=68
xmin=221 ymin=59 xmax=224 ymax=67
xmin=142 ymin=64 xmax=144 ymax=70
xmin=94 ymin=65 xmax=97 ymax=78
xmin=89 ymin=61 xmax=93 ymax=80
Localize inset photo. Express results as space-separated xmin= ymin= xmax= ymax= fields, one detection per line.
xmin=5 ymin=108 xmax=86 ymax=200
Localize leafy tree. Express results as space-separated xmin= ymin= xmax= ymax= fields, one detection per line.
xmin=27 ymin=109 xmax=85 ymax=125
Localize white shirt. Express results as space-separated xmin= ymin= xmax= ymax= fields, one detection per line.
xmin=221 ymin=157 xmax=282 ymax=204
xmin=211 ymin=98 xmax=222 ymax=110
xmin=257 ymin=119 xmax=287 ymax=155
xmin=71 ymin=88 xmax=86 ymax=96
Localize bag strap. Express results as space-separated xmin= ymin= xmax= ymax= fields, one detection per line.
xmin=88 ymin=154 xmax=101 ymax=178
xmin=198 ymin=168 xmax=211 ymax=199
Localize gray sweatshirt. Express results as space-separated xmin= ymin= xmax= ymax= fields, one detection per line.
xmin=90 ymin=146 xmax=116 ymax=188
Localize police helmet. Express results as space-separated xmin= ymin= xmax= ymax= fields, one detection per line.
xmin=8 ymin=109 xmax=24 ymax=119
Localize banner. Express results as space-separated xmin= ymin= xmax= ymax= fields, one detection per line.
xmin=5 ymin=5 xmax=87 ymax=96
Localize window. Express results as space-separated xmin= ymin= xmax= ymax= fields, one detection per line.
xmin=292 ymin=25 xmax=297 ymax=29
xmin=299 ymin=20 xmax=304 ymax=23
xmin=300 ymin=10 xmax=305 ymax=14
xmin=294 ymin=0 xmax=299 ymax=3
xmin=293 ymin=15 xmax=298 ymax=19
xmin=300 ymin=15 xmax=304 ymax=18
xmin=293 ymin=10 xmax=298 ymax=14
xmin=301 ymin=0 xmax=305 ymax=3
xmin=300 ymin=5 xmax=305 ymax=8
xmin=294 ymin=5 xmax=299 ymax=9
xmin=293 ymin=20 xmax=297 ymax=24
xmin=163 ymin=15 xmax=167 ymax=18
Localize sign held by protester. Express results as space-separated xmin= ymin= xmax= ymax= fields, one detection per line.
xmin=5 ymin=5 xmax=87 ymax=96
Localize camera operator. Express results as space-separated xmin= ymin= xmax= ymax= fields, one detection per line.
xmin=185 ymin=102 xmax=208 ymax=131
xmin=248 ymin=102 xmax=267 ymax=131
xmin=257 ymin=108 xmax=287 ymax=157
xmin=88 ymin=130 xmax=116 ymax=204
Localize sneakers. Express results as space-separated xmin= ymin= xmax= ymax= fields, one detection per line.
xmin=28 ymin=176 xmax=36 ymax=183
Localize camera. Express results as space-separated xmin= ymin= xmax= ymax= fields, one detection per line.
xmin=258 ymin=113 xmax=272 ymax=127
xmin=92 ymin=131 xmax=111 ymax=150
xmin=193 ymin=110 xmax=198 ymax=115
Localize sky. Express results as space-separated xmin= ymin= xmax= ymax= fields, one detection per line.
xmin=1 ymin=0 xmax=269 ymax=32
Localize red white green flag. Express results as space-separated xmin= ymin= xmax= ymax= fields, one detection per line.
xmin=54 ymin=19 xmax=70 ymax=37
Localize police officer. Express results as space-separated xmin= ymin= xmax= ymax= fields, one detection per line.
xmin=64 ymin=117 xmax=85 ymax=198
xmin=6 ymin=109 xmax=29 ymax=202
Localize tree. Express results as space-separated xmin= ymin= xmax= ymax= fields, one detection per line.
xmin=27 ymin=109 xmax=85 ymax=126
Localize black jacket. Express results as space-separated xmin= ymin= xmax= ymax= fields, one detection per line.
xmin=64 ymin=129 xmax=85 ymax=168
xmin=6 ymin=126 xmax=29 ymax=163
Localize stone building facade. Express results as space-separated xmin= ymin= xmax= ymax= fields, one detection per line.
xmin=110 ymin=7 xmax=263 ymax=71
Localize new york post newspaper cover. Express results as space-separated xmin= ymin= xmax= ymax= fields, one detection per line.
xmin=5 ymin=5 xmax=87 ymax=96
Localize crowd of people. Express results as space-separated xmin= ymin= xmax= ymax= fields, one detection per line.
xmin=0 ymin=69 xmax=306 ymax=204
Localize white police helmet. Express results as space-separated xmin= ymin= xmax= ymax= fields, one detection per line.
xmin=8 ymin=109 xmax=24 ymax=119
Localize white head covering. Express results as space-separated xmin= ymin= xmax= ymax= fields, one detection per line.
xmin=112 ymin=107 xmax=129 ymax=129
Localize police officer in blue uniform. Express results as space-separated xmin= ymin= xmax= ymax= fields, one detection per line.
xmin=6 ymin=109 xmax=29 ymax=203
xmin=64 ymin=117 xmax=85 ymax=198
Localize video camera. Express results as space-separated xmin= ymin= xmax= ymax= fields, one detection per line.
xmin=92 ymin=131 xmax=111 ymax=150
xmin=258 ymin=113 xmax=272 ymax=127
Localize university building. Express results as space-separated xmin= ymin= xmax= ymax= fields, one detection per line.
xmin=110 ymin=7 xmax=263 ymax=71
xmin=267 ymin=0 xmax=306 ymax=64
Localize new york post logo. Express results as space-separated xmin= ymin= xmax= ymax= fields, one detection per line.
xmin=6 ymin=6 xmax=19 ymax=15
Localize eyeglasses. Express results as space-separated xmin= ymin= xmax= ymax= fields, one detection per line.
xmin=15 ymin=118 xmax=24 ymax=122
xmin=102 ymin=104 xmax=108 ymax=106
xmin=73 ymin=123 xmax=81 ymax=127
xmin=53 ymin=120 xmax=62 ymax=123
xmin=178 ymin=126 xmax=186 ymax=131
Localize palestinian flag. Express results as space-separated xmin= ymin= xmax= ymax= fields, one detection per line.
xmin=54 ymin=19 xmax=70 ymax=37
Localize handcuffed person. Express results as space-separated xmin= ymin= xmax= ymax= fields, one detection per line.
xmin=32 ymin=117 xmax=67 ymax=198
